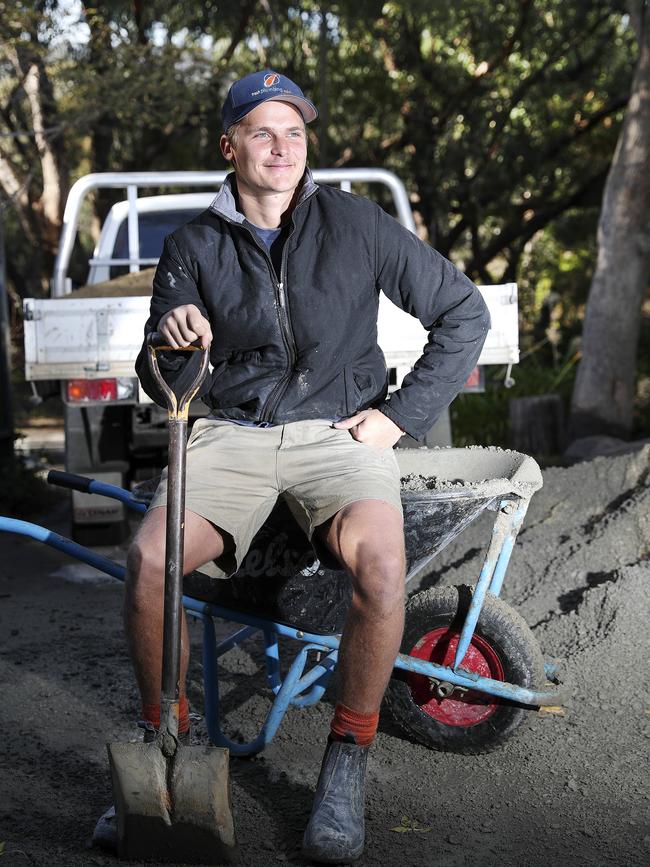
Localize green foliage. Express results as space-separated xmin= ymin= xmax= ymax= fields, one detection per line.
xmin=451 ymin=348 xmax=579 ymax=447
xmin=321 ymin=1 xmax=634 ymax=282
xmin=453 ymin=312 xmax=650 ymax=445
xmin=518 ymin=207 xmax=599 ymax=333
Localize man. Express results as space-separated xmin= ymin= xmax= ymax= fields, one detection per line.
xmin=95 ymin=70 xmax=489 ymax=863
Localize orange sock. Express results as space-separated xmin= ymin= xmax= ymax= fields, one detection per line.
xmin=329 ymin=702 xmax=379 ymax=747
xmin=141 ymin=695 xmax=190 ymax=734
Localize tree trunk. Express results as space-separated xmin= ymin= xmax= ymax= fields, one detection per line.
xmin=509 ymin=395 xmax=565 ymax=456
xmin=569 ymin=2 xmax=650 ymax=439
xmin=22 ymin=57 xmax=68 ymax=255
xmin=0 ymin=42 xmax=68 ymax=295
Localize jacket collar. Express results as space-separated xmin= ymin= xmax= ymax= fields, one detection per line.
xmin=209 ymin=168 xmax=318 ymax=224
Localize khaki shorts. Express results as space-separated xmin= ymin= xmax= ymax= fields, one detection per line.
xmin=149 ymin=418 xmax=403 ymax=579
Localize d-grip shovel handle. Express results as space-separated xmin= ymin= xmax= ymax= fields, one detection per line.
xmin=146 ymin=331 xmax=210 ymax=420
xmin=145 ymin=333 xmax=210 ymax=749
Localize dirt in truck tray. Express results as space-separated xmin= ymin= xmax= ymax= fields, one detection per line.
xmin=66 ymin=267 xmax=156 ymax=298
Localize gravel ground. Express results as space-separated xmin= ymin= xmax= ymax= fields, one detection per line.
xmin=0 ymin=446 xmax=649 ymax=866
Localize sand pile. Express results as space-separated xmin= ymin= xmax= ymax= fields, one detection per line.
xmin=208 ymin=445 xmax=650 ymax=866
xmin=66 ymin=267 xmax=155 ymax=297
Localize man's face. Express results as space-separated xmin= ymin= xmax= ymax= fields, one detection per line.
xmin=220 ymin=100 xmax=307 ymax=197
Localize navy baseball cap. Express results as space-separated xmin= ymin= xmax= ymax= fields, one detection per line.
xmin=221 ymin=70 xmax=318 ymax=132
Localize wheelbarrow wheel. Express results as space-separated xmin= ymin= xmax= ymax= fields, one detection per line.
xmin=385 ymin=585 xmax=544 ymax=754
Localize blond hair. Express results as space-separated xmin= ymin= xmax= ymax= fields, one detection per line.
xmin=225 ymin=123 xmax=240 ymax=149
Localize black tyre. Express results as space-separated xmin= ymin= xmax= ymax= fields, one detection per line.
xmin=386 ymin=585 xmax=545 ymax=754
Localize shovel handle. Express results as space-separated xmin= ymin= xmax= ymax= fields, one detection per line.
xmin=146 ymin=332 xmax=210 ymax=419
xmin=145 ymin=333 xmax=209 ymax=743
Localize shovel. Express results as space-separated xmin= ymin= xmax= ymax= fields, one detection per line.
xmin=107 ymin=334 xmax=237 ymax=863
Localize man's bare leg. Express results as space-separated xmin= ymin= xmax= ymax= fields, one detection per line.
xmin=124 ymin=506 xmax=228 ymax=706
xmin=92 ymin=506 xmax=230 ymax=850
xmin=302 ymin=499 xmax=405 ymax=863
xmin=322 ymin=499 xmax=406 ymax=714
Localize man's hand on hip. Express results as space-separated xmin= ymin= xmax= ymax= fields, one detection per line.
xmin=333 ymin=409 xmax=404 ymax=450
xmin=158 ymin=304 xmax=213 ymax=349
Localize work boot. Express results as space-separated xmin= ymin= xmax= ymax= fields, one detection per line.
xmin=301 ymin=739 xmax=369 ymax=864
xmin=91 ymin=806 xmax=118 ymax=852
xmin=91 ymin=722 xmax=192 ymax=853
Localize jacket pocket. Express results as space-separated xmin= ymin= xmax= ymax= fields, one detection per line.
xmin=343 ymin=365 xmax=376 ymax=415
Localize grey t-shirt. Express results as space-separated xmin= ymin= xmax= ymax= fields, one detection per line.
xmin=249 ymin=223 xmax=286 ymax=280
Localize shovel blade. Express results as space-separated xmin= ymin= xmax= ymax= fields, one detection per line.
xmin=108 ymin=741 xmax=236 ymax=864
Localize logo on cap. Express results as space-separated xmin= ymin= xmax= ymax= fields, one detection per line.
xmin=264 ymin=73 xmax=280 ymax=87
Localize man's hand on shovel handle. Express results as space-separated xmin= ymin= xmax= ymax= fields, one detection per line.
xmin=159 ymin=304 xmax=213 ymax=349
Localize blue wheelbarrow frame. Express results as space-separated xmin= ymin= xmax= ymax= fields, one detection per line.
xmin=0 ymin=452 xmax=564 ymax=757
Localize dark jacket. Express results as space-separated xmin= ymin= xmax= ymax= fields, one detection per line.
xmin=136 ymin=171 xmax=490 ymax=441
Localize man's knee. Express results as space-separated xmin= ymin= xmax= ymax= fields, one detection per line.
xmin=125 ymin=536 xmax=165 ymax=608
xmin=350 ymin=549 xmax=406 ymax=614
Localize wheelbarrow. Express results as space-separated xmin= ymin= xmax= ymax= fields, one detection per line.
xmin=0 ymin=443 xmax=565 ymax=758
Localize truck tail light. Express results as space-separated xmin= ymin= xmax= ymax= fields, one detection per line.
xmin=67 ymin=379 xmax=118 ymax=402
xmin=462 ymin=366 xmax=485 ymax=393
xmin=465 ymin=366 xmax=480 ymax=389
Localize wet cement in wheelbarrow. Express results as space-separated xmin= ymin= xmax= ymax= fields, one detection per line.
xmin=0 ymin=446 xmax=648 ymax=866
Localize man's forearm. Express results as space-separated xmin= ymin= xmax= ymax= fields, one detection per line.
xmin=378 ymin=287 xmax=490 ymax=441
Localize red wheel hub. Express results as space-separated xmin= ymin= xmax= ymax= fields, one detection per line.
xmin=406 ymin=627 xmax=505 ymax=727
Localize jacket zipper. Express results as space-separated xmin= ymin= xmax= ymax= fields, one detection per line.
xmin=215 ymin=187 xmax=316 ymax=422
xmin=259 ymin=232 xmax=298 ymax=422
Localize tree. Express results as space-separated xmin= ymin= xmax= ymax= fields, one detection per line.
xmin=75 ymin=1 xmax=260 ymax=226
xmin=0 ymin=0 xmax=638 ymax=308
xmin=569 ymin=1 xmax=650 ymax=439
xmin=0 ymin=1 xmax=69 ymax=295
xmin=0 ymin=0 xmax=263 ymax=295
xmin=319 ymin=1 xmax=633 ymax=283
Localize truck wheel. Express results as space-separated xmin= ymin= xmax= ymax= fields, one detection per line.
xmin=386 ymin=585 xmax=544 ymax=754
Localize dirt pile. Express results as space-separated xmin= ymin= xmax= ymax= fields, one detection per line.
xmin=67 ymin=267 xmax=155 ymax=298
